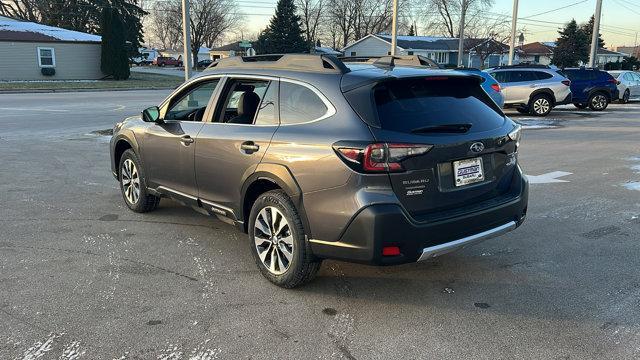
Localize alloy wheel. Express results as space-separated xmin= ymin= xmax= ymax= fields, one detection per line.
xmin=623 ymin=90 xmax=630 ymax=103
xmin=121 ymin=159 xmax=140 ymax=204
xmin=532 ymin=97 xmax=550 ymax=115
xmin=253 ymin=206 xmax=294 ymax=275
xmin=591 ymin=94 xmax=607 ymax=110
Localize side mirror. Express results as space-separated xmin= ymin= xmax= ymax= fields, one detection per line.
xmin=142 ymin=106 xmax=161 ymax=123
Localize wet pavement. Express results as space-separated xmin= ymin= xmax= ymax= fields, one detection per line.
xmin=1 ymin=91 xmax=639 ymax=359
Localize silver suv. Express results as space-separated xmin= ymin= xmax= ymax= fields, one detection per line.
xmin=488 ymin=65 xmax=572 ymax=116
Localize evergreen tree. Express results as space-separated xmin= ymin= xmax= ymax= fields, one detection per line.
xmin=255 ymin=0 xmax=308 ymax=54
xmin=581 ymin=15 xmax=605 ymax=49
xmin=100 ymin=7 xmax=130 ymax=80
xmin=111 ymin=11 xmax=130 ymax=80
xmin=100 ymin=7 xmax=115 ymax=76
xmin=552 ymin=19 xmax=589 ymax=68
xmin=408 ymin=24 xmax=415 ymax=37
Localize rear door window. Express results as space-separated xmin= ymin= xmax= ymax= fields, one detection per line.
xmin=534 ymin=71 xmax=553 ymax=80
xmin=280 ymin=82 xmax=328 ymax=124
xmin=490 ymin=71 xmax=510 ymax=83
xmin=373 ymin=77 xmax=505 ymax=133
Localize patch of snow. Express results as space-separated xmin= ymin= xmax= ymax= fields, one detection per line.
xmin=623 ymin=182 xmax=640 ymax=191
xmin=0 ymin=20 xmax=100 ymax=42
xmin=21 ymin=333 xmax=64 ymax=360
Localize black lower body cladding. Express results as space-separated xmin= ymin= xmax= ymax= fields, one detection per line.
xmin=309 ymin=170 xmax=529 ymax=265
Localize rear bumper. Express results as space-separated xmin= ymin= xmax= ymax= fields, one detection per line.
xmin=309 ymin=172 xmax=528 ymax=265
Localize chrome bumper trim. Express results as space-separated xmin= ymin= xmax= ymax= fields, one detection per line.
xmin=417 ymin=221 xmax=517 ymax=261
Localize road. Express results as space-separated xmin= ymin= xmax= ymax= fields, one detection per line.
xmin=1 ymin=91 xmax=639 ymax=359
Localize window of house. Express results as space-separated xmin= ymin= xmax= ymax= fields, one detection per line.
xmin=407 ymin=51 xmax=414 ymax=55
xmin=37 ymin=47 xmax=55 ymax=67
xmin=350 ymin=51 xmax=357 ymax=56
xmin=280 ymin=82 xmax=329 ymax=124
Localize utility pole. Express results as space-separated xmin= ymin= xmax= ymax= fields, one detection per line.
xmin=588 ymin=0 xmax=603 ymax=68
xmin=457 ymin=0 xmax=467 ymax=67
xmin=390 ymin=0 xmax=398 ymax=56
xmin=508 ymin=0 xmax=519 ymax=65
xmin=181 ymin=0 xmax=192 ymax=80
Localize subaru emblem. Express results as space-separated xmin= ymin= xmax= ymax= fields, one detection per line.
xmin=470 ymin=142 xmax=484 ymax=153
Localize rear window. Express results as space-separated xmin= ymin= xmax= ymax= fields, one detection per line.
xmin=373 ymin=77 xmax=505 ymax=133
xmin=534 ymin=71 xmax=553 ymax=80
xmin=564 ymin=70 xmax=597 ymax=81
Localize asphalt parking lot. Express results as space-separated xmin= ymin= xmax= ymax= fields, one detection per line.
xmin=1 ymin=91 xmax=639 ymax=359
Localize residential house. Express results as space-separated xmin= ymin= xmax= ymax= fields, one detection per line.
xmin=0 ymin=15 xmax=102 ymax=80
xmin=596 ymin=48 xmax=628 ymax=66
xmin=340 ymin=34 xmax=512 ymax=68
xmin=209 ymin=41 xmax=255 ymax=60
xmin=616 ymin=45 xmax=639 ymax=58
xmin=518 ymin=42 xmax=555 ymax=65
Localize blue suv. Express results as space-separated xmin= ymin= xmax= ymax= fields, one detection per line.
xmin=561 ymin=67 xmax=619 ymax=111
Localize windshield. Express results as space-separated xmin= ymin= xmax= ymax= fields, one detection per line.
xmin=373 ymin=77 xmax=505 ymax=133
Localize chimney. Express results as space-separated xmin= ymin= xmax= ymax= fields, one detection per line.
xmin=518 ymin=33 xmax=524 ymax=48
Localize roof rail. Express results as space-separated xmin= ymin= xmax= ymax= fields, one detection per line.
xmin=493 ymin=63 xmax=551 ymax=69
xmin=340 ymin=55 xmax=440 ymax=69
xmin=206 ymin=54 xmax=350 ymax=74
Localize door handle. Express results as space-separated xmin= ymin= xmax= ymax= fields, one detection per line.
xmin=180 ymin=135 xmax=194 ymax=145
xmin=240 ymin=141 xmax=260 ymax=154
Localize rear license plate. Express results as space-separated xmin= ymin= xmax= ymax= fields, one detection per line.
xmin=453 ymin=157 xmax=484 ymax=187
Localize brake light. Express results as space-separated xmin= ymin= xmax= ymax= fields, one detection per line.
xmin=607 ymin=78 xmax=618 ymax=85
xmin=561 ymin=80 xmax=571 ymax=86
xmin=490 ymin=83 xmax=501 ymax=92
xmin=382 ymin=246 xmax=401 ymax=256
xmin=335 ymin=143 xmax=433 ymax=173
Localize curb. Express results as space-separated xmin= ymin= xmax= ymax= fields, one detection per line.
xmin=0 ymin=87 xmax=176 ymax=94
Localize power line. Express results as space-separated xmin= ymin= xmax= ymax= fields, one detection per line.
xmin=520 ymin=0 xmax=590 ymax=19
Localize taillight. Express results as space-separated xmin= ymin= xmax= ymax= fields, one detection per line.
xmin=607 ymin=78 xmax=618 ymax=85
xmin=561 ymin=80 xmax=571 ymax=86
xmin=490 ymin=83 xmax=500 ymax=92
xmin=335 ymin=143 xmax=433 ymax=173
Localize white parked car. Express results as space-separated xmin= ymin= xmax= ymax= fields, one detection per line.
xmin=608 ymin=70 xmax=640 ymax=103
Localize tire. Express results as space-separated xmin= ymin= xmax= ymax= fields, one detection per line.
xmin=529 ymin=94 xmax=553 ymax=116
xmin=516 ymin=107 xmax=529 ymax=114
xmin=588 ymin=92 xmax=609 ymax=111
xmin=573 ymin=103 xmax=588 ymax=109
xmin=118 ymin=149 xmax=160 ymax=213
xmin=248 ymin=190 xmax=321 ymax=288
xmin=160 ymin=63 xmax=165 ymax=67
xmin=620 ymin=90 xmax=630 ymax=104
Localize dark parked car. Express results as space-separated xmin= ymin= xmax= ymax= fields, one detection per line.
xmin=561 ymin=67 xmax=619 ymax=110
xmin=110 ymin=55 xmax=528 ymax=288
xmin=197 ymin=59 xmax=214 ymax=68
xmin=153 ymin=56 xmax=183 ymax=67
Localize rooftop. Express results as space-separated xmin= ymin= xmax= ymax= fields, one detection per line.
xmin=0 ymin=18 xmax=100 ymax=43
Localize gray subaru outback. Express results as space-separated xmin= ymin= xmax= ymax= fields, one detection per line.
xmin=110 ymin=54 xmax=528 ymax=288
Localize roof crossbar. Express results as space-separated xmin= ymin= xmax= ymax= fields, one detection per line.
xmin=207 ymin=54 xmax=350 ymax=74
xmin=340 ymin=55 xmax=440 ymax=69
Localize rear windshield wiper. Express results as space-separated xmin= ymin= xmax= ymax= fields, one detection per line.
xmin=410 ymin=123 xmax=472 ymax=134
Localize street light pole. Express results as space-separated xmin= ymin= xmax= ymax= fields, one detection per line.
xmin=181 ymin=0 xmax=192 ymax=80
xmin=390 ymin=0 xmax=398 ymax=56
xmin=508 ymin=0 xmax=519 ymax=65
xmin=588 ymin=0 xmax=603 ymax=68
xmin=457 ymin=0 xmax=467 ymax=67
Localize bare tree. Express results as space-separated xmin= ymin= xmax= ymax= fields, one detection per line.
xmin=148 ymin=1 xmax=181 ymax=49
xmin=421 ymin=0 xmax=495 ymax=38
xmin=150 ymin=0 xmax=242 ymax=67
xmin=297 ymin=0 xmax=323 ymax=46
